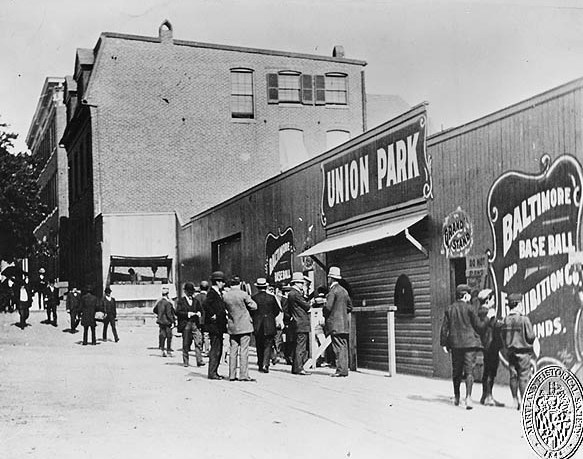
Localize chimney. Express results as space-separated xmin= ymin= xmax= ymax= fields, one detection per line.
xmin=159 ymin=20 xmax=173 ymax=45
xmin=332 ymin=45 xmax=345 ymax=58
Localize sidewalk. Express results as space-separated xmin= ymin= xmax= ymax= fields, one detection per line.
xmin=0 ymin=307 xmax=538 ymax=459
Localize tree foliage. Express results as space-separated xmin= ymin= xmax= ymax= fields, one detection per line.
xmin=0 ymin=122 xmax=48 ymax=261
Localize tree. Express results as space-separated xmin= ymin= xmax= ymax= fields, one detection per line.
xmin=0 ymin=122 xmax=48 ymax=262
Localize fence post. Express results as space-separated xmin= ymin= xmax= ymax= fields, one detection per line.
xmin=387 ymin=306 xmax=397 ymax=376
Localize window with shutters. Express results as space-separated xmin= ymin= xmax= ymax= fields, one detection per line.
xmin=278 ymin=72 xmax=301 ymax=103
xmin=394 ymin=274 xmax=414 ymax=316
xmin=230 ymin=69 xmax=254 ymax=119
xmin=325 ymin=73 xmax=348 ymax=105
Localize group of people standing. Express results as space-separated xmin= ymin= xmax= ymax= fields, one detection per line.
xmin=153 ymin=266 xmax=353 ymax=381
xmin=440 ymin=284 xmax=535 ymax=410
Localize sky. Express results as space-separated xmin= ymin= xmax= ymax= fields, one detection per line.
xmin=2 ymin=0 xmax=583 ymax=153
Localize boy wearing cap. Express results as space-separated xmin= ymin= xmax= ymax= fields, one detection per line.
xmin=440 ymin=283 xmax=490 ymax=409
xmin=477 ymin=289 xmax=503 ymax=406
xmin=500 ymin=293 xmax=535 ymax=410
xmin=324 ymin=267 xmax=353 ymax=377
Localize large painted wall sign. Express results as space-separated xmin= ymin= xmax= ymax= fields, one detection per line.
xmin=487 ymin=155 xmax=583 ymax=373
xmin=442 ymin=207 xmax=473 ymax=258
xmin=265 ymin=227 xmax=294 ymax=284
xmin=320 ymin=107 xmax=432 ymax=227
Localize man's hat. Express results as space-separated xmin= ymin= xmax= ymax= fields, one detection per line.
xmin=210 ymin=271 xmax=225 ymax=281
xmin=291 ymin=272 xmax=305 ymax=284
xmin=39 ymin=268 xmax=45 ymax=274
xmin=104 ymin=287 xmax=112 ymax=294
xmin=456 ymin=284 xmax=471 ymax=295
xmin=328 ymin=266 xmax=342 ymax=280
xmin=161 ymin=285 xmax=170 ymax=292
xmin=184 ymin=282 xmax=195 ymax=293
xmin=508 ymin=293 xmax=522 ymax=304
xmin=254 ymin=277 xmax=268 ymax=288
xmin=477 ymin=288 xmax=493 ymax=301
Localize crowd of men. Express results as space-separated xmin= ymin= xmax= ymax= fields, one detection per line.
xmin=153 ymin=267 xmax=353 ymax=381
xmin=440 ymin=284 xmax=535 ymax=411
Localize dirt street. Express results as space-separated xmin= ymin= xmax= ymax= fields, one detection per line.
xmin=0 ymin=308 xmax=536 ymax=459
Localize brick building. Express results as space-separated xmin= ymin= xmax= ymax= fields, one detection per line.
xmin=59 ymin=21 xmax=369 ymax=304
xmin=26 ymin=77 xmax=68 ymax=283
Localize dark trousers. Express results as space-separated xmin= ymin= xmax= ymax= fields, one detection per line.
xmin=46 ymin=305 xmax=57 ymax=324
xmin=451 ymin=348 xmax=478 ymax=399
xmin=70 ymin=311 xmax=79 ymax=331
xmin=331 ymin=333 xmax=349 ymax=376
xmin=102 ymin=317 xmax=119 ymax=341
xmin=256 ymin=333 xmax=275 ymax=370
xmin=182 ymin=323 xmax=204 ymax=366
xmin=208 ymin=333 xmax=223 ymax=378
xmin=481 ymin=348 xmax=500 ymax=399
xmin=508 ymin=351 xmax=532 ymax=400
xmin=272 ymin=329 xmax=284 ymax=363
xmin=83 ymin=325 xmax=96 ymax=345
xmin=158 ymin=325 xmax=172 ymax=351
xmin=18 ymin=308 xmax=30 ymax=327
xmin=292 ymin=332 xmax=309 ymax=374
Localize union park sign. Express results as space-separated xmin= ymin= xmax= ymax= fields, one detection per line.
xmin=487 ymin=154 xmax=583 ymax=373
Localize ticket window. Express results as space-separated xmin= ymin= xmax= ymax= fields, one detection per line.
xmin=450 ymin=258 xmax=467 ymax=301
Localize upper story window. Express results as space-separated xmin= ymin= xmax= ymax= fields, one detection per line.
xmin=230 ymin=69 xmax=254 ymax=119
xmin=325 ymin=73 xmax=348 ymax=105
xmin=268 ymin=72 xmax=347 ymax=106
xmin=278 ymin=72 xmax=301 ymax=103
xmin=326 ymin=130 xmax=350 ymax=150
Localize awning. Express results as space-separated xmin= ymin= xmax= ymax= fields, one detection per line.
xmin=299 ymin=211 xmax=427 ymax=257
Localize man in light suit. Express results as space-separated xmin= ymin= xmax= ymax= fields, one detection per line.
xmin=324 ymin=267 xmax=353 ymax=377
xmin=224 ymin=277 xmax=257 ymax=381
xmin=285 ymin=272 xmax=311 ymax=375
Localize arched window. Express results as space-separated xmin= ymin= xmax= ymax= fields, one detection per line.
xmin=394 ymin=274 xmax=414 ymax=315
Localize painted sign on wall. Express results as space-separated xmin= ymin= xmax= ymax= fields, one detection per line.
xmin=442 ymin=207 xmax=474 ymax=258
xmin=320 ymin=106 xmax=432 ymax=227
xmin=487 ymin=155 xmax=583 ymax=372
xmin=265 ymin=227 xmax=294 ymax=284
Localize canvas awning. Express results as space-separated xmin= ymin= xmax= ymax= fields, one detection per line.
xmin=299 ymin=210 xmax=427 ymax=257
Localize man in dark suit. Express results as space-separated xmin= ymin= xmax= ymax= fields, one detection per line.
xmin=252 ymin=277 xmax=280 ymax=373
xmin=195 ymin=281 xmax=210 ymax=355
xmin=286 ymin=272 xmax=311 ymax=375
xmin=80 ymin=285 xmax=99 ymax=345
xmin=44 ymin=279 xmax=60 ymax=326
xmin=101 ymin=287 xmax=119 ymax=342
xmin=66 ymin=285 xmax=81 ymax=332
xmin=440 ymin=283 xmax=490 ymax=409
xmin=176 ymin=282 xmax=204 ymax=367
xmin=324 ymin=267 xmax=353 ymax=377
xmin=202 ymin=271 xmax=227 ymax=380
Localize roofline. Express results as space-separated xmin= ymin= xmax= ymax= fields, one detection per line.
xmin=26 ymin=77 xmax=65 ymax=147
xmin=99 ymin=31 xmax=367 ymax=66
xmin=428 ymin=75 xmax=583 ymax=146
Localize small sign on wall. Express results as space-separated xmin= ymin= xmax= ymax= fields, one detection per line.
xmin=466 ymin=254 xmax=488 ymax=291
xmin=265 ymin=227 xmax=294 ymax=284
xmin=442 ymin=207 xmax=474 ymax=258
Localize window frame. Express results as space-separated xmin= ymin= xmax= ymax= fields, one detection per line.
xmin=230 ymin=68 xmax=255 ymax=119
xmin=324 ymin=73 xmax=348 ymax=106
xmin=277 ymin=71 xmax=302 ymax=104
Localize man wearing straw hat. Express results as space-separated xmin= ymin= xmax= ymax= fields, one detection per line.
xmin=286 ymin=272 xmax=311 ymax=375
xmin=324 ymin=267 xmax=353 ymax=377
xmin=252 ymin=277 xmax=280 ymax=373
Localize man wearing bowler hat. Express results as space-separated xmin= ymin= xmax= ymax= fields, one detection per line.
xmin=203 ymin=271 xmax=228 ymax=380
xmin=176 ymin=282 xmax=204 ymax=367
xmin=252 ymin=277 xmax=280 ymax=373
xmin=324 ymin=267 xmax=353 ymax=377
xmin=286 ymin=272 xmax=311 ymax=375
xmin=500 ymin=292 xmax=535 ymax=410
xmin=440 ymin=283 xmax=490 ymax=409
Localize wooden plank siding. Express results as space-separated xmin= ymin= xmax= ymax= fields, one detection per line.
xmin=427 ymin=79 xmax=583 ymax=378
xmin=330 ymin=220 xmax=432 ymax=376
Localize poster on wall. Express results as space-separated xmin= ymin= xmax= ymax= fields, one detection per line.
xmin=442 ymin=207 xmax=473 ymax=258
xmin=487 ymin=154 xmax=583 ymax=375
xmin=265 ymin=227 xmax=294 ymax=284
